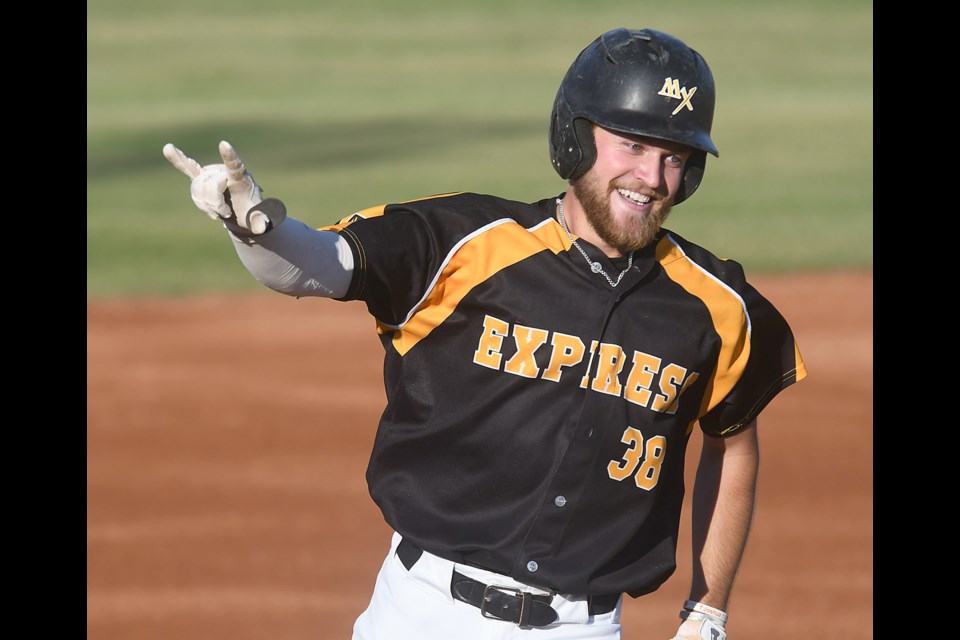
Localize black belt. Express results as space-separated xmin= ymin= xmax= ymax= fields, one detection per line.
xmin=396 ymin=538 xmax=619 ymax=628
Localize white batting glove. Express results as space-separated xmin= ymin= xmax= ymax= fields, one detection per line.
xmin=163 ymin=140 xmax=285 ymax=235
xmin=670 ymin=615 xmax=727 ymax=640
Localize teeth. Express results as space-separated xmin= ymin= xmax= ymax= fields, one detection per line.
xmin=618 ymin=188 xmax=651 ymax=204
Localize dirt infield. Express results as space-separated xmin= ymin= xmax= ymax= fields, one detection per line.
xmin=87 ymin=270 xmax=873 ymax=640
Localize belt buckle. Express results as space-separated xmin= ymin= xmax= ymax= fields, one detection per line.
xmin=480 ymin=584 xmax=527 ymax=625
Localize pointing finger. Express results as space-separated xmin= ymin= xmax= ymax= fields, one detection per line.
xmin=219 ymin=140 xmax=249 ymax=185
xmin=163 ymin=143 xmax=202 ymax=178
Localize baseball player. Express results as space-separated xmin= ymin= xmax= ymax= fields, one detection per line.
xmin=164 ymin=27 xmax=806 ymax=640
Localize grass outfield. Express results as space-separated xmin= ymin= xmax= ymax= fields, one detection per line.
xmin=87 ymin=0 xmax=872 ymax=297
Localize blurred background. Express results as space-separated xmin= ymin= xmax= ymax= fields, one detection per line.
xmin=88 ymin=0 xmax=871 ymax=297
xmin=88 ymin=1 xmax=872 ymax=638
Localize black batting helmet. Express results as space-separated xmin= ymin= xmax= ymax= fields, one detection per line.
xmin=549 ymin=28 xmax=719 ymax=204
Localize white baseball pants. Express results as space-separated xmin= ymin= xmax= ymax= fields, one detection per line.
xmin=352 ymin=531 xmax=623 ymax=640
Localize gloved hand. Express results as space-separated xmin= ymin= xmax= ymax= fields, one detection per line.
xmin=669 ymin=616 xmax=727 ymax=640
xmin=162 ymin=140 xmax=285 ymax=235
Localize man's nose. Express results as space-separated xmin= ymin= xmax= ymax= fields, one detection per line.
xmin=630 ymin=157 xmax=663 ymax=191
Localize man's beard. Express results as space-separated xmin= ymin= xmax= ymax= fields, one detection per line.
xmin=571 ymin=175 xmax=673 ymax=254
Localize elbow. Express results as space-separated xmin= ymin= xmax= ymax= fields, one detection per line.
xmin=252 ymin=268 xmax=346 ymax=298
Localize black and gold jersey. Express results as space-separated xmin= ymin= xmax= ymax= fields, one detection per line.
xmin=321 ymin=191 xmax=806 ymax=598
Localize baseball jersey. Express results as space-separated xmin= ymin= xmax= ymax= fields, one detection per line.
xmin=321 ymin=191 xmax=807 ymax=598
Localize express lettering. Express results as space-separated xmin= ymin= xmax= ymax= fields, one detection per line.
xmin=472 ymin=314 xmax=698 ymax=414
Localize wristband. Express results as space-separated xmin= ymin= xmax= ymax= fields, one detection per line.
xmin=679 ymin=610 xmax=726 ymax=626
xmin=683 ymin=599 xmax=729 ymax=623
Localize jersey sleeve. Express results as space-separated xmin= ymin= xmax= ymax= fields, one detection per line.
xmin=318 ymin=205 xmax=438 ymax=326
xmin=698 ymin=279 xmax=807 ymax=437
xmin=317 ymin=193 xmax=489 ymax=327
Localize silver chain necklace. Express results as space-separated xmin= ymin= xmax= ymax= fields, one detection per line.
xmin=556 ymin=198 xmax=634 ymax=287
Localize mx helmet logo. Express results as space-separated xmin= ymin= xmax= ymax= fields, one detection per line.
xmin=657 ymin=77 xmax=698 ymax=116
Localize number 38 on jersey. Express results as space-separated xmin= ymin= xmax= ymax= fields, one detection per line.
xmin=607 ymin=427 xmax=666 ymax=490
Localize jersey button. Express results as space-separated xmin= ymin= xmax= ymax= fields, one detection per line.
xmin=554 ymin=495 xmax=567 ymax=507
xmin=526 ymin=560 xmax=539 ymax=573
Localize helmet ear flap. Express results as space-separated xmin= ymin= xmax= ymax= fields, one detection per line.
xmin=567 ymin=119 xmax=597 ymax=181
xmin=549 ymin=92 xmax=598 ymax=181
xmin=550 ymin=93 xmax=580 ymax=179
xmin=674 ymin=151 xmax=707 ymax=205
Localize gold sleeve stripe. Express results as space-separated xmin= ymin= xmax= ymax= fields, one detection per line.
xmin=388 ymin=218 xmax=566 ymax=356
xmin=794 ymin=342 xmax=808 ymax=382
xmin=319 ymin=204 xmax=387 ymax=232
xmin=656 ymin=234 xmax=752 ymax=417
xmin=318 ymin=193 xmax=464 ymax=232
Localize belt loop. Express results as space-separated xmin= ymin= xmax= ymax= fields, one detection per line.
xmin=396 ymin=537 xmax=424 ymax=570
xmin=588 ymin=592 xmax=620 ymax=616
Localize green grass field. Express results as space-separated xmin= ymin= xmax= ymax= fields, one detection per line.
xmin=88 ymin=0 xmax=872 ymax=297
